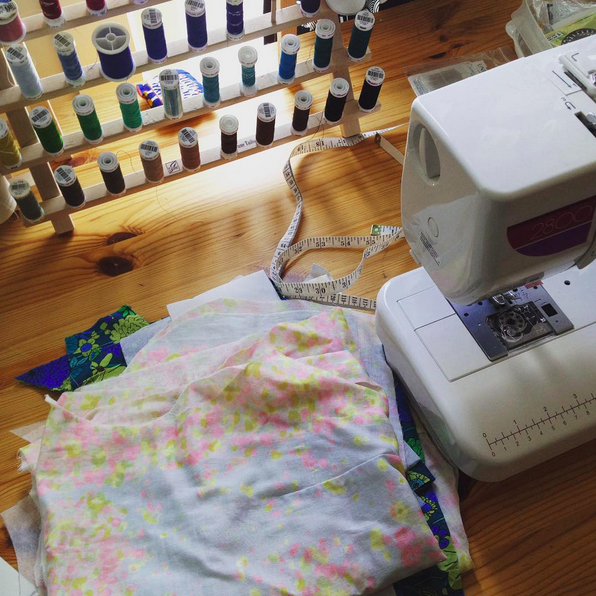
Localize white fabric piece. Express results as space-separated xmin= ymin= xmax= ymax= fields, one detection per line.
xmin=9 ymin=422 xmax=45 ymax=444
xmin=0 ymin=555 xmax=38 ymax=596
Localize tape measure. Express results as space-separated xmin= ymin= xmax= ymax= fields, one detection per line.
xmin=269 ymin=128 xmax=405 ymax=311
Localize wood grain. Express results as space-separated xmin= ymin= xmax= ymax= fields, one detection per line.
xmin=1 ymin=1 xmax=595 ymax=594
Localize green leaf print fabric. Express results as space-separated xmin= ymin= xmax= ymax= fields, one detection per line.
xmin=31 ymin=309 xmax=446 ymax=595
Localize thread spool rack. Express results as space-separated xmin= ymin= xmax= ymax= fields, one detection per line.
xmin=1 ymin=0 xmax=379 ymax=234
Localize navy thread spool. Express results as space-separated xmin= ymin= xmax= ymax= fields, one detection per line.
xmin=219 ymin=115 xmax=238 ymax=160
xmin=159 ymin=69 xmax=183 ymax=120
xmin=313 ymin=19 xmax=335 ymax=73
xmin=324 ymin=78 xmax=349 ymax=125
xmin=179 ymin=127 xmax=200 ymax=172
xmin=200 ymin=57 xmax=220 ymax=107
xmin=256 ymin=102 xmax=276 ymax=148
xmin=348 ymin=10 xmax=375 ymax=62
xmin=6 ymin=45 xmax=43 ymax=100
xmin=278 ymin=34 xmax=300 ymax=84
xmin=185 ymin=0 xmax=207 ymax=52
xmin=92 ymin=23 xmax=136 ymax=82
xmin=142 ymin=8 xmax=168 ymax=64
xmin=55 ymin=165 xmax=86 ymax=209
xmin=10 ymin=180 xmax=44 ymax=223
xmin=300 ymin=0 xmax=321 ymax=17
xmin=53 ymin=32 xmax=85 ymax=87
xmin=98 ymin=152 xmax=126 ymax=196
xmin=226 ymin=0 xmax=244 ymax=41
xmin=291 ymin=90 xmax=313 ymax=137
xmin=238 ymin=46 xmax=258 ymax=97
xmin=359 ymin=66 xmax=385 ymax=112
xmin=140 ymin=140 xmax=164 ymax=184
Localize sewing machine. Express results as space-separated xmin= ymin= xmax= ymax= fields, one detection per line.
xmin=376 ymin=36 xmax=596 ymax=481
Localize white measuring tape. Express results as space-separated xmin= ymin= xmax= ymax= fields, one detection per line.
xmin=269 ymin=128 xmax=405 ymax=311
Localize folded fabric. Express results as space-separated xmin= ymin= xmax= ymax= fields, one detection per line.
xmin=28 ymin=310 xmax=446 ymax=594
xmin=15 ymin=354 xmax=71 ymax=392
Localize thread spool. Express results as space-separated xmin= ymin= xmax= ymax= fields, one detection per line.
xmin=131 ymin=0 xmax=149 ymax=4
xmin=10 ymin=180 xmax=44 ymax=223
xmin=238 ymin=46 xmax=257 ymax=97
xmin=185 ymin=0 xmax=207 ymax=52
xmin=98 ymin=152 xmax=126 ymax=196
xmin=291 ymin=90 xmax=313 ymax=137
xmin=0 ymin=119 xmax=22 ymax=170
xmin=139 ymin=140 xmax=163 ymax=184
xmin=226 ymin=0 xmax=244 ymax=41
xmin=6 ymin=45 xmax=43 ymax=100
xmin=300 ymin=0 xmax=321 ymax=17
xmin=55 ymin=165 xmax=86 ymax=209
xmin=86 ymin=0 xmax=107 ymax=16
xmin=93 ymin=23 xmax=135 ymax=82
xmin=348 ymin=10 xmax=375 ymax=62
xmin=326 ymin=0 xmax=365 ymax=14
xmin=312 ymin=19 xmax=335 ymax=73
xmin=117 ymin=82 xmax=143 ymax=132
xmin=0 ymin=2 xmax=26 ymax=45
xmin=358 ymin=66 xmax=385 ymax=112
xmin=40 ymin=0 xmax=64 ymax=27
xmin=0 ymin=176 xmax=16 ymax=224
xmin=73 ymin=94 xmax=103 ymax=144
xmin=200 ymin=57 xmax=220 ymax=107
xmin=324 ymin=78 xmax=349 ymax=125
xmin=53 ymin=32 xmax=85 ymax=87
xmin=142 ymin=8 xmax=168 ymax=64
xmin=179 ymin=127 xmax=200 ymax=172
xmin=278 ymin=34 xmax=300 ymax=84
xmin=159 ymin=69 xmax=183 ymax=120
xmin=256 ymin=102 xmax=276 ymax=148
xmin=219 ymin=115 xmax=238 ymax=160
xmin=30 ymin=107 xmax=64 ymax=156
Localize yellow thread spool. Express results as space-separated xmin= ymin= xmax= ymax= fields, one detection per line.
xmin=0 ymin=119 xmax=22 ymax=170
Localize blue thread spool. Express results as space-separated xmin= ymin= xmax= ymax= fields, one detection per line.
xmin=200 ymin=56 xmax=220 ymax=107
xmin=159 ymin=69 xmax=183 ymax=120
xmin=52 ymin=32 xmax=85 ymax=87
xmin=348 ymin=10 xmax=375 ymax=62
xmin=185 ymin=0 xmax=207 ymax=52
xmin=226 ymin=0 xmax=244 ymax=41
xmin=313 ymin=19 xmax=335 ymax=73
xmin=142 ymin=8 xmax=168 ymax=64
xmin=92 ymin=23 xmax=135 ymax=82
xmin=300 ymin=0 xmax=321 ymax=17
xmin=278 ymin=34 xmax=300 ymax=85
xmin=5 ymin=45 xmax=43 ymax=100
xmin=238 ymin=46 xmax=258 ymax=97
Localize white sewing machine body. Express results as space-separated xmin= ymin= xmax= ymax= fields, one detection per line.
xmin=377 ymin=37 xmax=596 ymax=481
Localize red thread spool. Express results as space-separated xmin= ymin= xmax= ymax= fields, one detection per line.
xmin=0 ymin=2 xmax=26 ymax=45
xmin=39 ymin=0 xmax=64 ymax=26
xmin=86 ymin=0 xmax=108 ymax=16
xmin=179 ymin=127 xmax=201 ymax=172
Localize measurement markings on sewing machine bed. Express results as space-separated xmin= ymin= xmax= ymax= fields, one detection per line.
xmin=483 ymin=392 xmax=595 ymax=456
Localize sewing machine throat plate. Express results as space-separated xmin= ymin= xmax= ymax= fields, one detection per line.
xmin=450 ymin=285 xmax=574 ymax=361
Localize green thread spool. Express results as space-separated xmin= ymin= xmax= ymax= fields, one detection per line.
xmin=238 ymin=46 xmax=258 ymax=97
xmin=0 ymin=119 xmax=22 ymax=170
xmin=313 ymin=19 xmax=335 ymax=73
xmin=73 ymin=94 xmax=103 ymax=144
xmin=117 ymin=82 xmax=143 ymax=132
xmin=29 ymin=106 xmax=63 ymax=156
xmin=9 ymin=179 xmax=44 ymax=223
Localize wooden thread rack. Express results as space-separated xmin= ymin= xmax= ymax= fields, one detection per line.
xmin=1 ymin=0 xmax=377 ymax=234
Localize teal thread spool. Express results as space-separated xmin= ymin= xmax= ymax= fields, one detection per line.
xmin=200 ymin=56 xmax=220 ymax=107
xmin=9 ymin=179 xmax=44 ymax=224
xmin=30 ymin=106 xmax=63 ymax=156
xmin=313 ymin=19 xmax=335 ymax=73
xmin=348 ymin=10 xmax=375 ymax=62
xmin=117 ymin=82 xmax=143 ymax=132
xmin=159 ymin=69 xmax=183 ymax=120
xmin=73 ymin=94 xmax=103 ymax=144
xmin=238 ymin=46 xmax=257 ymax=97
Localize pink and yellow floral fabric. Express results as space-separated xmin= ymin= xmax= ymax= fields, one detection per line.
xmin=31 ymin=308 xmax=446 ymax=595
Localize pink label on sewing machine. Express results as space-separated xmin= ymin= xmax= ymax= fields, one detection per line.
xmin=507 ymin=196 xmax=596 ymax=257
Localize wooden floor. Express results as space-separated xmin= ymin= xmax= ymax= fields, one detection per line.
xmin=1 ymin=1 xmax=595 ymax=594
